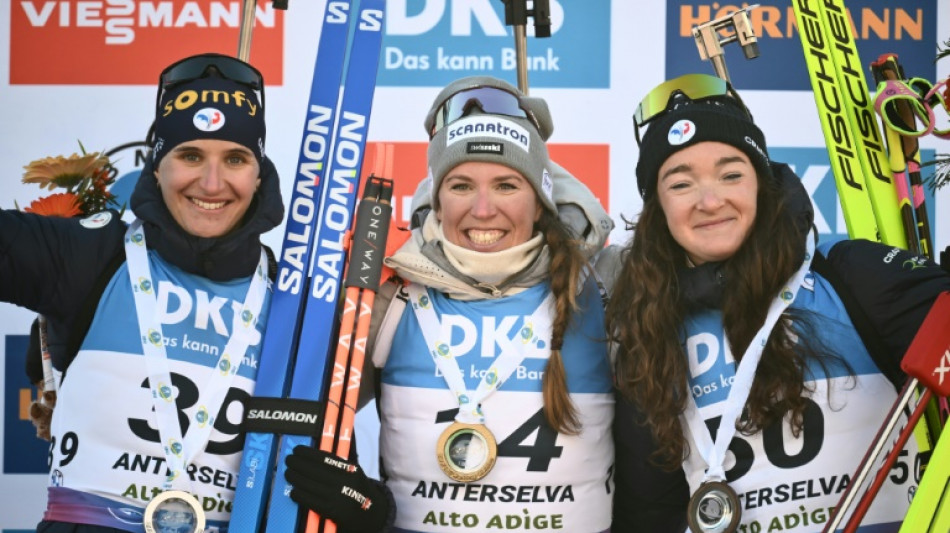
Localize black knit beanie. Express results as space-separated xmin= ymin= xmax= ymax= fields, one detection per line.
xmin=635 ymin=96 xmax=771 ymax=200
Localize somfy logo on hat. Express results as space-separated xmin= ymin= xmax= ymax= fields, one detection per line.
xmin=193 ymin=108 xmax=225 ymax=132
xmin=667 ymin=119 xmax=695 ymax=146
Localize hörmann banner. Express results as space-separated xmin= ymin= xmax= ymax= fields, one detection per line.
xmin=664 ymin=1 xmax=938 ymax=91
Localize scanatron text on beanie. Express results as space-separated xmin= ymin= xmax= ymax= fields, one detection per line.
xmin=427 ymin=113 xmax=557 ymax=214
xmin=152 ymin=76 xmax=265 ymax=167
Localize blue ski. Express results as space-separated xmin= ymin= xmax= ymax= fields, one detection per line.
xmin=264 ymin=0 xmax=387 ymax=530
xmin=230 ymin=1 xmax=355 ymax=530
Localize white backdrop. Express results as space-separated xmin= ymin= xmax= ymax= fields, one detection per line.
xmin=1 ymin=1 xmax=948 ymax=530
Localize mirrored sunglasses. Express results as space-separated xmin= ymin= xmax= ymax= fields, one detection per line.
xmin=633 ymin=73 xmax=749 ymax=146
xmin=429 ymin=86 xmax=541 ymax=138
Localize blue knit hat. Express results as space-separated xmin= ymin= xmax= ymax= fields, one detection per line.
xmin=152 ymin=76 xmax=265 ymax=167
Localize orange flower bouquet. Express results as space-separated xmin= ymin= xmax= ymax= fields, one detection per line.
xmin=19 ymin=144 xmax=120 ymax=216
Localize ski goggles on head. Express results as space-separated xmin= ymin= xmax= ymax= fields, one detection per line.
xmin=428 ymin=86 xmax=541 ymax=138
xmin=633 ymin=73 xmax=749 ymax=146
xmin=155 ymin=53 xmax=265 ymax=112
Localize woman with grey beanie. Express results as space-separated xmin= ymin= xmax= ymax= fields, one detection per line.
xmin=285 ymin=75 xmax=617 ymax=533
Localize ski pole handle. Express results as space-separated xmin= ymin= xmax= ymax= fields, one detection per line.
xmin=501 ymin=0 xmax=552 ymax=95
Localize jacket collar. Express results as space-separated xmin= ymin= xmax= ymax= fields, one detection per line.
xmin=129 ymin=155 xmax=284 ymax=281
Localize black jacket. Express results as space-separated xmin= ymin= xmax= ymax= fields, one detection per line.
xmin=2 ymin=155 xmax=284 ymax=382
xmin=610 ymin=238 xmax=950 ymax=532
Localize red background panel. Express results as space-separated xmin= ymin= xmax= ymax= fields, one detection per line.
xmin=10 ymin=1 xmax=284 ymax=85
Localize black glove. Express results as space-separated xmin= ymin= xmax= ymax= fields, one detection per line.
xmin=285 ymin=445 xmax=391 ymax=533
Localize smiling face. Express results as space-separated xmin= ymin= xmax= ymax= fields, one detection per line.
xmin=656 ymin=141 xmax=759 ymax=265
xmin=436 ymin=161 xmax=542 ymax=252
xmin=154 ymin=139 xmax=261 ymax=238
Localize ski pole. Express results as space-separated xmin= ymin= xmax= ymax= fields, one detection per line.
xmin=871 ymin=54 xmax=934 ymax=260
xmin=237 ymin=0 xmax=256 ymax=61
xmin=823 ymin=292 xmax=950 ymax=531
xmin=870 ymin=61 xmax=922 ymax=256
xmin=822 ymin=377 xmax=924 ymax=532
xmin=839 ymin=384 xmax=930 ymax=532
xmin=37 ymin=316 xmax=58 ymax=395
xmin=320 ymin=178 xmax=392 ymax=533
xmin=332 ymin=145 xmax=394 ymax=469
xmin=501 ymin=0 xmax=551 ymax=95
xmin=871 ymin=54 xmax=945 ymax=428
xmin=237 ymin=1 xmax=289 ymax=61
xmin=308 ymin=149 xmax=394 ymax=533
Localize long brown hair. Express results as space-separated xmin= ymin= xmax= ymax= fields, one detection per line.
xmin=536 ymin=210 xmax=589 ymax=435
xmin=606 ymin=167 xmax=828 ymax=467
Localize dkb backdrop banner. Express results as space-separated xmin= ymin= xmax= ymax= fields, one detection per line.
xmin=0 ymin=1 xmax=947 ymax=530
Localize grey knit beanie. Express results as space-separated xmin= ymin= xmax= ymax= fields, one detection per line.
xmin=425 ymin=76 xmax=556 ymax=214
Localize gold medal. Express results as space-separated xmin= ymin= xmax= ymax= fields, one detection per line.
xmin=436 ymin=421 xmax=498 ymax=482
xmin=143 ymin=490 xmax=206 ymax=533
xmin=687 ymin=480 xmax=741 ymax=533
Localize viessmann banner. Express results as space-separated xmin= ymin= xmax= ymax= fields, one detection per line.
xmin=665 ymin=1 xmax=938 ymax=91
xmin=10 ymin=1 xmax=285 ymax=84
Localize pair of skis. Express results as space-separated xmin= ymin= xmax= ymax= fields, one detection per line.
xmin=230 ymin=0 xmax=387 ymax=531
xmin=793 ymin=1 xmax=947 ymax=529
xmin=792 ymin=0 xmax=906 ymax=247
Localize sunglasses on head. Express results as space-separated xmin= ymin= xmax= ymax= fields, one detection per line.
xmin=874 ymin=76 xmax=950 ymax=139
xmin=155 ymin=53 xmax=265 ymax=112
xmin=429 ymin=86 xmax=541 ymax=138
xmin=633 ymin=73 xmax=750 ymax=146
